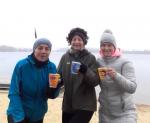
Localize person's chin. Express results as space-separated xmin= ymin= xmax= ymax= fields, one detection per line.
xmin=39 ymin=58 xmax=48 ymax=62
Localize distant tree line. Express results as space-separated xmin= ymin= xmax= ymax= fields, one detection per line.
xmin=0 ymin=45 xmax=150 ymax=54
xmin=56 ymin=47 xmax=150 ymax=54
xmin=0 ymin=45 xmax=32 ymax=52
xmin=122 ymin=50 xmax=150 ymax=54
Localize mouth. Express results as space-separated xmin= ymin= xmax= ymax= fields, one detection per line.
xmin=73 ymin=45 xmax=81 ymax=48
xmin=40 ymin=55 xmax=47 ymax=58
xmin=103 ymin=51 xmax=110 ymax=53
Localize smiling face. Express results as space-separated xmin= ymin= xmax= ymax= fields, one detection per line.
xmin=34 ymin=44 xmax=51 ymax=62
xmin=70 ymin=35 xmax=85 ymax=51
xmin=100 ymin=42 xmax=115 ymax=57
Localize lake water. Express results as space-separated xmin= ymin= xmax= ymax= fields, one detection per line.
xmin=0 ymin=51 xmax=150 ymax=105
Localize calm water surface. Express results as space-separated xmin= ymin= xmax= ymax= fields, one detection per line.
xmin=0 ymin=51 xmax=150 ymax=104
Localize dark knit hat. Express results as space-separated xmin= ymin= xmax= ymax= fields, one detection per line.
xmin=66 ymin=27 xmax=89 ymax=45
xmin=33 ymin=38 xmax=52 ymax=51
xmin=100 ymin=29 xmax=116 ymax=48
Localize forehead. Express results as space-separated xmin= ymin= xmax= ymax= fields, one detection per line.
xmin=36 ymin=44 xmax=50 ymax=48
xmin=101 ymin=42 xmax=113 ymax=46
xmin=72 ymin=35 xmax=82 ymax=40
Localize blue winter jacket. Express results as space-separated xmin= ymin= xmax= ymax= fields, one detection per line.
xmin=7 ymin=55 xmax=60 ymax=122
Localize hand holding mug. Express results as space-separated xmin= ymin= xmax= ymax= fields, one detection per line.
xmin=106 ymin=68 xmax=117 ymax=79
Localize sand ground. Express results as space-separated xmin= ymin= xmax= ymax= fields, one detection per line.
xmin=1 ymin=92 xmax=150 ymax=123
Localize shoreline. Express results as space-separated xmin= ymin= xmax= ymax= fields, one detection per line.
xmin=1 ymin=90 xmax=150 ymax=106
xmin=1 ymin=93 xmax=150 ymax=123
xmin=1 ymin=86 xmax=150 ymax=105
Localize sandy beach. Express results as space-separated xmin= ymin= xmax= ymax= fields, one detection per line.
xmin=0 ymin=92 xmax=150 ymax=123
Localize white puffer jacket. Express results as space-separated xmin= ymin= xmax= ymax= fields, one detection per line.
xmin=97 ymin=56 xmax=137 ymax=123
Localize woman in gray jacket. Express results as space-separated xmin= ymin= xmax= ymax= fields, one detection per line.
xmin=57 ymin=27 xmax=99 ymax=123
xmin=97 ymin=29 xmax=137 ymax=123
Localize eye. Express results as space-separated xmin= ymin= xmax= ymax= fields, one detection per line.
xmin=101 ymin=44 xmax=106 ymax=47
xmin=45 ymin=47 xmax=50 ymax=51
xmin=107 ymin=44 xmax=112 ymax=47
xmin=37 ymin=46 xmax=43 ymax=50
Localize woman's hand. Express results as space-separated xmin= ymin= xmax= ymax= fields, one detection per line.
xmin=106 ymin=68 xmax=117 ymax=79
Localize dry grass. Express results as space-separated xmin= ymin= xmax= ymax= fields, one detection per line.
xmin=0 ymin=92 xmax=150 ymax=123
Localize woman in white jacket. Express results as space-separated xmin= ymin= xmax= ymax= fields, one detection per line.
xmin=97 ymin=29 xmax=137 ymax=123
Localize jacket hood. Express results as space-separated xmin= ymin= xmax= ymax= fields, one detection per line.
xmin=99 ymin=48 xmax=122 ymax=58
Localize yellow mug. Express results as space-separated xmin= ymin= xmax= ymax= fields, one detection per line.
xmin=98 ymin=67 xmax=107 ymax=80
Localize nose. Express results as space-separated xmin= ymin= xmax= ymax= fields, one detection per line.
xmin=74 ymin=39 xmax=80 ymax=43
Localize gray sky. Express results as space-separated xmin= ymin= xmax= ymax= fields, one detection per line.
xmin=0 ymin=0 xmax=150 ymax=50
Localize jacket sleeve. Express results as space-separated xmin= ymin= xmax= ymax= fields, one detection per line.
xmin=57 ymin=55 xmax=65 ymax=91
xmin=114 ymin=62 xmax=137 ymax=94
xmin=46 ymin=62 xmax=63 ymax=99
xmin=7 ymin=63 xmax=25 ymax=122
xmin=57 ymin=54 xmax=65 ymax=76
xmin=46 ymin=82 xmax=63 ymax=99
xmin=57 ymin=54 xmax=65 ymax=87
xmin=83 ymin=55 xmax=100 ymax=87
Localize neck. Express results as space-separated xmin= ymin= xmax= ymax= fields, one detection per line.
xmin=31 ymin=53 xmax=48 ymax=68
xmin=71 ymin=47 xmax=85 ymax=53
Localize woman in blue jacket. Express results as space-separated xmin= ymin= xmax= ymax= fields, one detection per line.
xmin=7 ymin=38 xmax=61 ymax=123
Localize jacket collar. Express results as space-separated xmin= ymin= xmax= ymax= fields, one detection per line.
xmin=27 ymin=54 xmax=50 ymax=68
xmin=67 ymin=48 xmax=90 ymax=58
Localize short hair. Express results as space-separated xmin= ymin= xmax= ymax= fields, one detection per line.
xmin=66 ymin=27 xmax=89 ymax=45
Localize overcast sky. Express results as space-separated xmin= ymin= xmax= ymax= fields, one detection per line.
xmin=0 ymin=0 xmax=150 ymax=50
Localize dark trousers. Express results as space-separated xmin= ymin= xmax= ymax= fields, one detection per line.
xmin=62 ymin=110 xmax=94 ymax=123
xmin=7 ymin=115 xmax=43 ymax=123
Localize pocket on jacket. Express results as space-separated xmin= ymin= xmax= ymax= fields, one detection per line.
xmin=108 ymin=96 xmax=124 ymax=115
xmin=123 ymin=95 xmax=136 ymax=111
